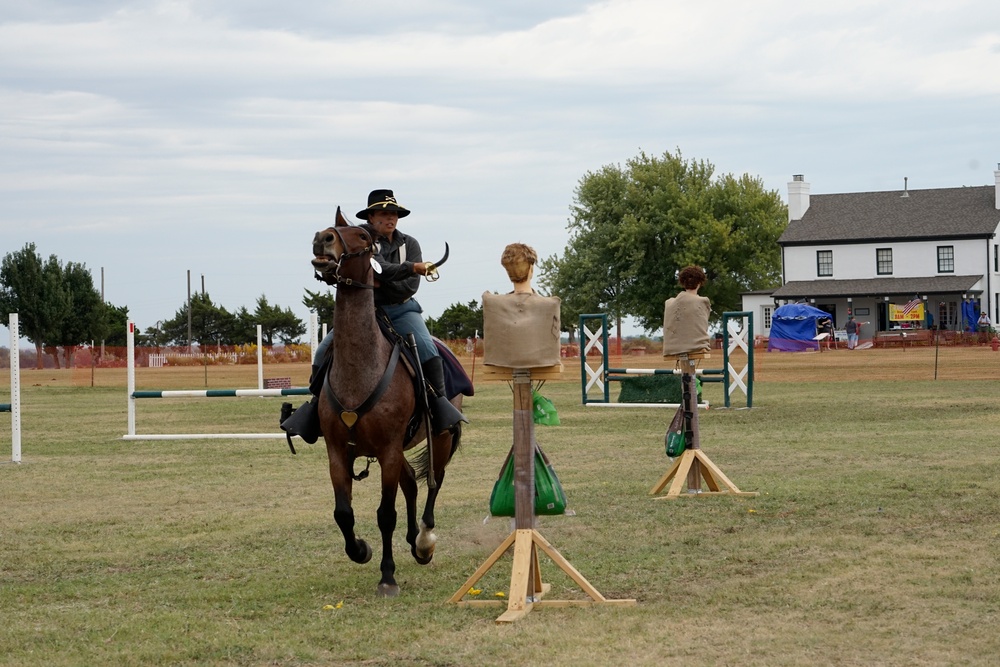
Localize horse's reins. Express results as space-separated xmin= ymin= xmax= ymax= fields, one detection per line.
xmin=313 ymin=225 xmax=377 ymax=290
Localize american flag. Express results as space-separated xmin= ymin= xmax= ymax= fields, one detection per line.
xmin=899 ymin=298 xmax=922 ymax=316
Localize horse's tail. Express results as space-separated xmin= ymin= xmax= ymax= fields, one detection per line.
xmin=410 ymin=424 xmax=462 ymax=485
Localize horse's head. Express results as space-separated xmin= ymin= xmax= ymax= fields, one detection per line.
xmin=312 ymin=207 xmax=377 ymax=288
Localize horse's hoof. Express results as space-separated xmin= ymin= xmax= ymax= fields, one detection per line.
xmin=413 ymin=540 xmax=435 ymax=565
xmin=349 ymin=539 xmax=372 ymax=564
xmin=377 ymin=582 xmax=400 ymax=598
xmin=414 ymin=523 xmax=436 ymax=564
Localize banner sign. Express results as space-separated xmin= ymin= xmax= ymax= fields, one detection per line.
xmin=890 ymin=302 xmax=925 ymax=321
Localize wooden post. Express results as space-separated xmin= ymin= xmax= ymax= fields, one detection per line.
xmin=650 ymin=352 xmax=758 ymax=500
xmin=449 ymin=365 xmax=635 ymax=623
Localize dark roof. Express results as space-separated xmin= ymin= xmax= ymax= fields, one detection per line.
xmin=779 ymin=185 xmax=999 ymax=245
xmin=771 ymin=275 xmax=983 ymax=299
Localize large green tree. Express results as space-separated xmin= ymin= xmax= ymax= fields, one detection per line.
xmin=0 ymin=244 xmax=66 ymax=368
xmin=540 ymin=149 xmax=786 ymax=333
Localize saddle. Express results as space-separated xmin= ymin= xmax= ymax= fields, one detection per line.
xmin=312 ymin=308 xmax=474 ymax=444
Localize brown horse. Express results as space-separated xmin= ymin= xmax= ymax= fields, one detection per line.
xmin=310 ymin=207 xmax=463 ymax=597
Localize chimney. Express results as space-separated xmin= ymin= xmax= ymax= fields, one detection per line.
xmin=995 ymin=163 xmax=1000 ymax=210
xmin=788 ymin=174 xmax=811 ymax=222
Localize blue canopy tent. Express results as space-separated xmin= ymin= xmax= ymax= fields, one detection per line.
xmin=768 ymin=303 xmax=831 ymax=352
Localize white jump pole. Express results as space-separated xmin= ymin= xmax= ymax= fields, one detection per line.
xmin=5 ymin=313 xmax=22 ymax=463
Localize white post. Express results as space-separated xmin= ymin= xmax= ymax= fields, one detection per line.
xmin=256 ymin=325 xmax=264 ymax=391
xmin=310 ymin=313 xmax=318 ymax=363
xmin=127 ymin=320 xmax=136 ymax=437
xmin=9 ymin=313 xmax=21 ymax=463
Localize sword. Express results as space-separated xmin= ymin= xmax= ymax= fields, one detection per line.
xmin=423 ymin=243 xmax=449 ymax=282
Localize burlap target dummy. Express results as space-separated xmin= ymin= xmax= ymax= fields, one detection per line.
xmin=662 ymin=291 xmax=711 ymax=357
xmin=482 ymin=291 xmax=561 ymax=368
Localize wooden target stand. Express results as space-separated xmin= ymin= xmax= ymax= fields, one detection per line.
xmin=650 ymin=352 xmax=758 ymax=500
xmin=449 ymin=365 xmax=636 ymax=624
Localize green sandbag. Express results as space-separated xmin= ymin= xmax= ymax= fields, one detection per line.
xmin=489 ymin=447 xmax=567 ymax=517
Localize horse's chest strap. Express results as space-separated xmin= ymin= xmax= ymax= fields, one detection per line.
xmin=322 ymin=341 xmax=402 ymax=441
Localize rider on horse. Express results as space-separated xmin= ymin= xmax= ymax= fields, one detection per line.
xmin=280 ymin=189 xmax=468 ymax=444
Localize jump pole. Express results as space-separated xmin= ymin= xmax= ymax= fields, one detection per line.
xmin=124 ymin=320 xmax=309 ymax=441
xmin=2 ymin=313 xmax=22 ymax=464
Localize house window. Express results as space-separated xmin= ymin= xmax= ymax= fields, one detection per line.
xmin=816 ymin=250 xmax=833 ymax=277
xmin=876 ymin=248 xmax=893 ymax=275
xmin=762 ymin=306 xmax=773 ymax=330
xmin=994 ymin=245 xmax=998 ymax=273
xmin=937 ymin=246 xmax=954 ymax=273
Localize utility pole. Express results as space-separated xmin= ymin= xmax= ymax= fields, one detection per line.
xmin=100 ymin=267 xmax=106 ymax=358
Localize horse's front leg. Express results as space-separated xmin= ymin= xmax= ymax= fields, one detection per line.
xmin=375 ymin=450 xmax=404 ymax=597
xmin=328 ymin=447 xmax=372 ymax=565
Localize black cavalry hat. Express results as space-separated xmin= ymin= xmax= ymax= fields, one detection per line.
xmin=356 ymin=189 xmax=410 ymax=220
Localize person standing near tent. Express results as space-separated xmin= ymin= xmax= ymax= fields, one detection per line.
xmin=845 ymin=315 xmax=860 ymax=350
xmin=977 ymin=310 xmax=991 ymax=343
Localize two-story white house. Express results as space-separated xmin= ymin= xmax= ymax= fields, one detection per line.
xmin=743 ymin=167 xmax=1000 ymax=336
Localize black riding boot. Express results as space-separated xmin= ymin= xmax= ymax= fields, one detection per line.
xmin=280 ymin=395 xmax=322 ymax=445
xmin=422 ymin=356 xmax=469 ymax=434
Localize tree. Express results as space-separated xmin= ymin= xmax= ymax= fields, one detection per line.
xmin=52 ymin=261 xmax=106 ymax=367
xmin=253 ymin=295 xmax=306 ymax=345
xmin=160 ymin=293 xmax=235 ymax=347
xmin=427 ymin=300 xmax=483 ymax=340
xmin=103 ymin=303 xmax=130 ymax=347
xmin=541 ymin=149 xmax=787 ymax=333
xmin=538 ymin=163 xmax=633 ymax=343
xmin=0 ymin=244 xmax=68 ymax=369
xmin=303 ymin=288 xmax=336 ymax=330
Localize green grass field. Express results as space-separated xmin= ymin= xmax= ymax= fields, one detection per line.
xmin=1 ymin=351 xmax=999 ymax=666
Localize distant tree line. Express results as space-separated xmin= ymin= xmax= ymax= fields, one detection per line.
xmin=0 ymin=243 xmax=341 ymax=368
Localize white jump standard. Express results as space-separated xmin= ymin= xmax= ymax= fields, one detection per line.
xmin=2 ymin=313 xmax=22 ymax=464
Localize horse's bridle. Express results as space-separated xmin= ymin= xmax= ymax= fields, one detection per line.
xmin=314 ymin=225 xmax=377 ymax=290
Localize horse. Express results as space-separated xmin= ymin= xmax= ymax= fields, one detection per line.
xmin=310 ymin=207 xmax=463 ymax=597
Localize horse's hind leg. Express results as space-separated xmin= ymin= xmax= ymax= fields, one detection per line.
xmin=414 ymin=430 xmax=457 ymax=563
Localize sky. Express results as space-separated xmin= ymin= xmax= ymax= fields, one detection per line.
xmin=2 ymin=0 xmax=1000 ymax=343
